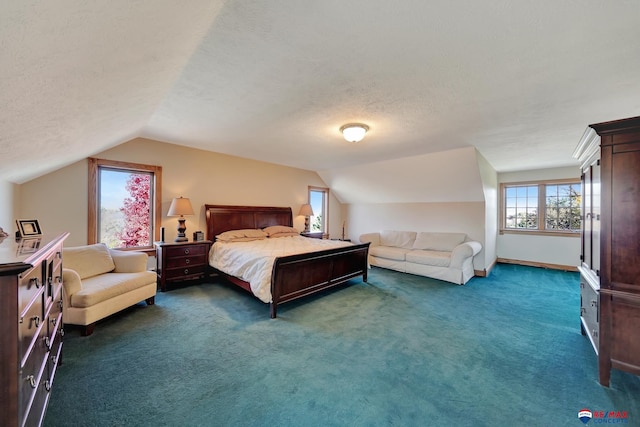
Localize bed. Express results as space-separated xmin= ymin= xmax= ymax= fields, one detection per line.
xmin=205 ymin=204 xmax=370 ymax=318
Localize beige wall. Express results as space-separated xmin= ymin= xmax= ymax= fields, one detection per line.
xmin=347 ymin=201 xmax=487 ymax=271
xmin=18 ymin=138 xmax=340 ymax=246
xmin=0 ymin=180 xmax=18 ymax=235
xmin=497 ymin=166 xmax=581 ymax=268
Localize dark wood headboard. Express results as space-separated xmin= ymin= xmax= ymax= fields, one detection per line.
xmin=204 ymin=205 xmax=293 ymax=241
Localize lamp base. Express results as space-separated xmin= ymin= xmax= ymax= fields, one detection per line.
xmin=175 ymin=217 xmax=188 ymax=242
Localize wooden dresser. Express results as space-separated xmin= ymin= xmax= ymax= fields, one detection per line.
xmin=0 ymin=232 xmax=69 ymax=427
xmin=574 ymin=116 xmax=640 ymax=386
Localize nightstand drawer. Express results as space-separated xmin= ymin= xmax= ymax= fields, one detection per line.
xmin=165 ymin=255 xmax=206 ymax=269
xmin=164 ymin=244 xmax=208 ymax=258
xmin=164 ymin=265 xmax=207 ymax=280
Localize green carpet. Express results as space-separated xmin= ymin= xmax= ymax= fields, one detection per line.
xmin=44 ymin=264 xmax=640 ymax=426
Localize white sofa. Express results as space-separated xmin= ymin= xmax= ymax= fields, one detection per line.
xmin=62 ymin=243 xmax=157 ymax=336
xmin=359 ymin=230 xmax=482 ymax=285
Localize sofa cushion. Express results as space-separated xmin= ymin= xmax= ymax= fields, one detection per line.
xmin=370 ymin=245 xmax=411 ymax=261
xmin=406 ymin=250 xmax=451 ymax=267
xmin=70 ymin=271 xmax=157 ymax=308
xmin=380 ymin=231 xmax=417 ymax=248
xmin=63 ymin=243 xmax=116 ymax=279
xmin=412 ymin=232 xmax=467 ymax=251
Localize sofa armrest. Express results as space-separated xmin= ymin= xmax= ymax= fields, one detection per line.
xmin=359 ymin=233 xmax=381 ymax=247
xmin=109 ymin=250 xmax=149 ymax=273
xmin=62 ymin=268 xmax=82 ymax=307
xmin=450 ymin=241 xmax=482 ymax=268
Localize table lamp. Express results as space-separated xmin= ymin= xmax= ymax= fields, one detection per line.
xmin=167 ymin=197 xmax=194 ymax=242
xmin=298 ymin=203 xmax=314 ymax=232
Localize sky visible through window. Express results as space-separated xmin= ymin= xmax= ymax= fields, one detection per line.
xmin=310 ymin=190 xmax=323 ymax=231
xmin=100 ymin=169 xmax=130 ymax=209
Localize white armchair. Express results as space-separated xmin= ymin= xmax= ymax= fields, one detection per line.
xmin=62 ymin=243 xmax=157 ymax=336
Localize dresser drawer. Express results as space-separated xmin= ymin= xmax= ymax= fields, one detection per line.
xmin=19 ymin=331 xmax=48 ymax=422
xmin=580 ymin=277 xmax=599 ymax=352
xmin=19 ymin=286 xmax=46 ymax=367
xmin=164 ymin=244 xmax=208 ymax=258
xmin=47 ymin=312 xmax=63 ymax=381
xmin=46 ymin=250 xmax=63 ymax=300
xmin=164 ymin=265 xmax=207 ymax=280
xmin=165 ymin=254 xmax=206 ymax=269
xmin=19 ymin=266 xmax=44 ymax=316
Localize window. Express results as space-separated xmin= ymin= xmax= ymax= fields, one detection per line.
xmin=501 ymin=179 xmax=581 ymax=236
xmin=88 ymin=158 xmax=162 ymax=250
xmin=308 ymin=186 xmax=329 ymax=237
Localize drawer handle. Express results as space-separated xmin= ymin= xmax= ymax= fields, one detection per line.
xmin=592 ymin=329 xmax=598 ymax=338
xmin=45 ymin=380 xmax=51 ymax=392
xmin=184 ymin=268 xmax=189 ymax=275
xmin=184 ymin=249 xmax=190 ymax=255
xmin=32 ymin=316 xmax=40 ymax=328
xmin=51 ymin=316 xmax=58 ymax=327
xmin=60 ymin=328 xmax=65 ymax=337
xmin=591 ymin=300 xmax=597 ymax=307
xmin=30 ymin=277 xmax=40 ymax=289
xmin=44 ymin=336 xmax=51 ymax=350
xmin=26 ymin=375 xmax=37 ymax=389
xmin=185 ymin=259 xmax=190 ymax=264
xmin=51 ymin=354 xmax=58 ymax=365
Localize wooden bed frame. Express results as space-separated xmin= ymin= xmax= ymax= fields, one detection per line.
xmin=205 ymin=204 xmax=370 ymax=318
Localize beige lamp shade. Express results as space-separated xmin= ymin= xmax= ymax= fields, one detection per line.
xmin=298 ymin=203 xmax=314 ymax=217
xmin=167 ymin=197 xmax=194 ymax=217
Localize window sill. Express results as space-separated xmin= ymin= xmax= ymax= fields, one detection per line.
xmin=500 ymin=229 xmax=580 ymax=238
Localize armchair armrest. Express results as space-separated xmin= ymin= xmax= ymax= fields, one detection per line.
xmin=62 ymin=268 xmax=82 ymax=307
xmin=109 ymin=250 xmax=149 ymax=273
xmin=359 ymin=233 xmax=381 ymax=247
xmin=450 ymin=241 xmax=482 ymax=268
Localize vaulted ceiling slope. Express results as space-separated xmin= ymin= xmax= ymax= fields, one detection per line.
xmin=2 ymin=1 xmax=640 ymax=185
xmin=319 ymin=147 xmax=485 ymax=204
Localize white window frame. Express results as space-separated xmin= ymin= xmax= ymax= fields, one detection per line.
xmin=500 ymin=179 xmax=581 ymax=237
xmin=308 ymin=186 xmax=329 ymax=238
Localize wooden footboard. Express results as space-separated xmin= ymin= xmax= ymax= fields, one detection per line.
xmin=270 ymin=242 xmax=370 ymax=318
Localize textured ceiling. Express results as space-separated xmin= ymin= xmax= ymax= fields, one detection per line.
xmin=2 ymin=1 xmax=640 ymax=184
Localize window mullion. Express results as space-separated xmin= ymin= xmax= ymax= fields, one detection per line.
xmin=538 ymin=184 xmax=546 ymax=231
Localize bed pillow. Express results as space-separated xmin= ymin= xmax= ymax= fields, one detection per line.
xmin=268 ymin=232 xmax=300 ymax=238
xmin=216 ymin=229 xmax=267 ymax=242
xmin=263 ymin=225 xmax=299 ymax=237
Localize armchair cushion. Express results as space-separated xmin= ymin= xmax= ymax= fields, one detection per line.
xmin=380 ymin=230 xmax=417 ymax=248
xmin=412 ymin=232 xmax=467 ymax=251
xmin=70 ymin=271 xmax=158 ymax=308
xmin=63 ymin=243 xmax=115 ymax=279
xmin=111 ymin=250 xmax=149 ymax=273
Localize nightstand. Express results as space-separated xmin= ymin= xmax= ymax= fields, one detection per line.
xmin=155 ymin=240 xmax=212 ymax=291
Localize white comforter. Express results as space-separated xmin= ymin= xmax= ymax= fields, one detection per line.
xmin=209 ymin=236 xmax=353 ymax=303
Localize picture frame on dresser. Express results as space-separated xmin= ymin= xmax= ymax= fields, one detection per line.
xmin=16 ymin=219 xmax=42 ymax=237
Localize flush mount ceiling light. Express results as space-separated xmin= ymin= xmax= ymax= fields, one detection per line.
xmin=340 ymin=123 xmax=369 ymax=143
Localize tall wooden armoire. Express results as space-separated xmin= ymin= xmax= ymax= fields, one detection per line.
xmin=574 ymin=116 xmax=640 ymax=386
